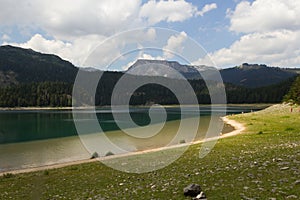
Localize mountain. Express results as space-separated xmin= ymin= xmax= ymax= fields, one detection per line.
xmin=220 ymin=63 xmax=297 ymax=88
xmin=0 ymin=46 xmax=296 ymax=88
xmin=0 ymin=45 xmax=78 ymax=85
xmin=126 ymin=59 xmax=215 ymax=80
xmin=0 ymin=45 xmax=296 ymax=107
xmin=127 ymin=60 xmax=297 ymax=88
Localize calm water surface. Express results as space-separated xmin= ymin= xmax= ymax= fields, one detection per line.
xmin=0 ymin=105 xmax=266 ymax=172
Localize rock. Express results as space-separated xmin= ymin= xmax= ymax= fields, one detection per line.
xmin=90 ymin=152 xmax=99 ymax=159
xmin=294 ymin=180 xmax=300 ymax=185
xmin=280 ymin=166 xmax=290 ymax=171
xmin=183 ymin=184 xmax=202 ymax=197
xmin=286 ymin=195 xmax=298 ymax=199
xmin=105 ymin=151 xmax=114 ymax=156
xmin=192 ymin=191 xmax=207 ymax=200
xmin=241 ymin=196 xmax=256 ymax=200
xmin=185 ymin=174 xmax=191 ymax=178
xmin=273 ymin=158 xmax=283 ymax=162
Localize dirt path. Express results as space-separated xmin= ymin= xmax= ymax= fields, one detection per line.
xmin=220 ymin=116 xmax=245 ymax=138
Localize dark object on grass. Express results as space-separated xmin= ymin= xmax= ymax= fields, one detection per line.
xmin=258 ymin=131 xmax=263 ymax=135
xmin=90 ymin=152 xmax=99 ymax=159
xmin=183 ymin=183 xmax=202 ymax=197
xmin=2 ymin=173 xmax=14 ymax=178
xmin=43 ymin=170 xmax=49 ymax=175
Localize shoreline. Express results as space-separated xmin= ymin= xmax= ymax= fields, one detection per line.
xmin=0 ymin=103 xmax=272 ymax=111
xmin=0 ymin=116 xmax=245 ymax=176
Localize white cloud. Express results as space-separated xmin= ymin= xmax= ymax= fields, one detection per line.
xmin=196 ymin=30 xmax=300 ymax=68
xmin=0 ymin=0 xmax=142 ymax=39
xmin=197 ymin=3 xmax=217 ymax=16
xmin=139 ymin=0 xmax=197 ymax=24
xmin=139 ymin=1 xmax=216 ymax=25
xmin=0 ymin=0 xmax=206 ymax=40
xmin=228 ymin=0 xmax=300 ymax=33
xmin=6 ymin=34 xmax=105 ymax=66
xmin=1 ymin=0 xmax=212 ymax=68
xmin=122 ymin=30 xmax=188 ymax=70
xmin=0 ymin=0 xmax=38 ymax=25
xmin=194 ymin=0 xmax=300 ymax=68
xmin=7 ymin=27 xmax=159 ymax=68
xmin=163 ymin=31 xmax=187 ymax=59
xmin=42 ymin=0 xmax=143 ymax=39
xmin=1 ymin=34 xmax=11 ymax=41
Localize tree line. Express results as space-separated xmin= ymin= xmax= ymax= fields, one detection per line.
xmin=0 ymin=82 xmax=72 ymax=107
xmin=284 ymin=75 xmax=300 ymax=104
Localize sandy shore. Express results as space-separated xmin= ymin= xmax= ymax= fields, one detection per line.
xmin=0 ymin=116 xmax=245 ymax=176
xmin=220 ymin=116 xmax=245 ymax=138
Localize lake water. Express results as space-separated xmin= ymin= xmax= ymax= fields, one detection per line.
xmin=0 ymin=105 xmax=266 ymax=172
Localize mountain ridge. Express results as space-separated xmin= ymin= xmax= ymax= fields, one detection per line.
xmin=0 ymin=45 xmax=297 ymax=88
xmin=0 ymin=45 xmax=78 ymax=84
xmin=127 ymin=59 xmax=297 ymax=88
xmin=0 ymin=45 xmax=296 ymax=107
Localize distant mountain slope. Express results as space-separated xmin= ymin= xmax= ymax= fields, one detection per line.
xmin=0 ymin=46 xmax=296 ymax=88
xmin=220 ymin=63 xmax=297 ymax=88
xmin=126 ymin=59 xmax=217 ymax=80
xmin=127 ymin=60 xmax=297 ymax=88
xmin=0 ymin=45 xmax=78 ymax=84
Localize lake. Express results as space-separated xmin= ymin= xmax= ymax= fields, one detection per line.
xmin=0 ymin=105 xmax=267 ymax=172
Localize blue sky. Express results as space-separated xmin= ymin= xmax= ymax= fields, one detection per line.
xmin=0 ymin=0 xmax=299 ymax=69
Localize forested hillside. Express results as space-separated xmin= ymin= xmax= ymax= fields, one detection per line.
xmin=284 ymin=75 xmax=300 ymax=104
xmin=220 ymin=63 xmax=296 ymax=88
xmin=0 ymin=45 xmax=296 ymax=107
xmin=0 ymin=45 xmax=78 ymax=84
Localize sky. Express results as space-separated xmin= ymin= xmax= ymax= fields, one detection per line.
xmin=0 ymin=0 xmax=300 ymax=69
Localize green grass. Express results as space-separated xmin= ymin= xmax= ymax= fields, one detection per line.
xmin=1 ymin=104 xmax=300 ymax=199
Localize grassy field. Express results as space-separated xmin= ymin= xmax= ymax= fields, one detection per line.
xmin=1 ymin=104 xmax=300 ymax=199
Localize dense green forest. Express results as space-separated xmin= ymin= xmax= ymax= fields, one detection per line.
xmin=0 ymin=82 xmax=72 ymax=107
xmin=284 ymin=75 xmax=300 ymax=104
xmin=0 ymin=72 xmax=295 ymax=107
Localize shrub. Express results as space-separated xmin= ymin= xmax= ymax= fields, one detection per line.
xmin=285 ymin=127 xmax=295 ymax=131
xmin=2 ymin=173 xmax=13 ymax=178
xmin=43 ymin=170 xmax=49 ymax=175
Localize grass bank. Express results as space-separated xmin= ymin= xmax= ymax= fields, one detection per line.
xmin=0 ymin=104 xmax=299 ymax=199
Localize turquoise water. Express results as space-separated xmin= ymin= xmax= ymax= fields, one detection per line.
xmin=0 ymin=106 xmax=261 ymax=144
xmin=0 ymin=105 xmax=266 ymax=172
